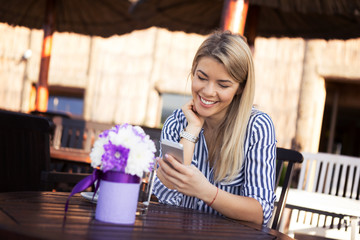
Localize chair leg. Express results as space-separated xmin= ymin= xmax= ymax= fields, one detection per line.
xmin=350 ymin=216 xmax=358 ymax=240
xmin=280 ymin=208 xmax=293 ymax=234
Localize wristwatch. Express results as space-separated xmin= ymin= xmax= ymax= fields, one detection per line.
xmin=180 ymin=129 xmax=199 ymax=143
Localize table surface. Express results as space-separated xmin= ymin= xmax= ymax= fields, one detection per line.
xmin=0 ymin=191 xmax=292 ymax=240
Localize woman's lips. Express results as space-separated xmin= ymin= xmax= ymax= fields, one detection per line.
xmin=199 ymin=96 xmax=217 ymax=107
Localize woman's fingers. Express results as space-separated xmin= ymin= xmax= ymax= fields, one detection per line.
xmin=159 ymin=154 xmax=211 ymax=199
xmin=158 ymin=155 xmax=184 ymax=182
xmin=181 ymin=100 xmax=204 ymax=127
xmin=164 ymin=154 xmax=186 ymax=172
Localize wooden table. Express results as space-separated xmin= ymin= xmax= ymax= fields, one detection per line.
xmin=276 ymin=188 xmax=360 ymax=240
xmin=0 ymin=192 xmax=292 ymax=239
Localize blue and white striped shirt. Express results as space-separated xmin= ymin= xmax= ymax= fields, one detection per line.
xmin=153 ymin=108 xmax=276 ymax=225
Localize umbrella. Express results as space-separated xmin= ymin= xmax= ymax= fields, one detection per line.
xmin=130 ymin=0 xmax=360 ymax=39
xmin=130 ymin=0 xmax=225 ymax=35
xmin=0 ymin=0 xmax=140 ymax=37
xmin=0 ymin=0 xmax=144 ymax=112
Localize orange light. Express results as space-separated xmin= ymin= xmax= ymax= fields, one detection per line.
xmin=222 ymin=0 xmax=249 ymax=34
xmin=36 ymin=86 xmax=49 ymax=112
xmin=42 ymin=36 xmax=53 ymax=58
xmin=29 ymin=84 xmax=37 ymax=113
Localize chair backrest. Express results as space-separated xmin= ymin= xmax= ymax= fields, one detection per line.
xmin=271 ymin=147 xmax=304 ymax=230
xmin=52 ymin=117 xmax=112 ymax=151
xmin=83 ymin=121 xmax=113 ymax=151
xmin=286 ymin=152 xmax=360 ymax=238
xmin=298 ymin=152 xmax=360 ymax=199
xmin=0 ymin=110 xmax=52 ymax=192
xmin=52 ymin=116 xmax=161 ymax=153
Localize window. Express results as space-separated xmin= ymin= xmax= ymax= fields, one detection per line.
xmin=161 ymin=93 xmax=191 ymax=124
xmin=47 ymin=86 xmax=84 ymax=117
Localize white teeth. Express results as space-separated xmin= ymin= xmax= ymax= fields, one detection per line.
xmin=200 ymin=97 xmax=215 ymax=105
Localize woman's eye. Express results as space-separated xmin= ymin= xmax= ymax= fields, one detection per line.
xmin=198 ymin=75 xmax=206 ymax=81
xmin=219 ymin=84 xmax=229 ymax=88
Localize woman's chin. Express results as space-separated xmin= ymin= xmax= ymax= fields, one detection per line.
xmin=195 ymin=108 xmax=213 ymax=118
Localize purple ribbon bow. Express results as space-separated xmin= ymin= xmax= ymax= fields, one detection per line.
xmin=64 ymin=169 xmax=140 ymax=213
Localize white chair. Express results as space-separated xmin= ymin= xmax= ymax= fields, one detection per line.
xmin=286 ymin=152 xmax=360 ymax=240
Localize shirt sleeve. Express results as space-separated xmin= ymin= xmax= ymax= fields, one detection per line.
xmin=241 ymin=112 xmax=277 ymax=225
xmin=152 ymin=109 xmax=185 ymax=206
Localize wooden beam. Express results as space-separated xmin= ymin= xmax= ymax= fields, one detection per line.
xmin=221 ymin=0 xmax=249 ymax=35
xmin=36 ymin=0 xmax=55 ymax=112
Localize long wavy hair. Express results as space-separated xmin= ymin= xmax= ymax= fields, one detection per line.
xmin=191 ymin=30 xmax=255 ymax=182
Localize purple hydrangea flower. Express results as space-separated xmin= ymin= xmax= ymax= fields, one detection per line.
xmin=101 ymin=140 xmax=130 ymax=172
xmin=99 ymin=129 xmax=110 ymax=138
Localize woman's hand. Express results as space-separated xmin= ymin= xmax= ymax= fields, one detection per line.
xmin=181 ymin=99 xmax=204 ymax=132
xmin=156 ymin=155 xmax=264 ymax=225
xmin=180 ymin=99 xmax=205 ymax=166
xmin=157 ymin=154 xmax=215 ymax=202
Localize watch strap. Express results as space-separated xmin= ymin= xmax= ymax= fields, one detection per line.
xmin=180 ymin=129 xmax=199 ymax=143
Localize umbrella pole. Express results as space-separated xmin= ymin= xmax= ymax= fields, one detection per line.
xmin=221 ymin=0 xmax=249 ymax=35
xmin=36 ymin=0 xmax=55 ymax=112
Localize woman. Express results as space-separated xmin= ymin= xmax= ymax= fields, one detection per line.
xmin=153 ymin=30 xmax=276 ymax=226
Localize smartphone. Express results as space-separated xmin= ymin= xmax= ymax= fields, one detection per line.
xmin=161 ymin=139 xmax=184 ymax=164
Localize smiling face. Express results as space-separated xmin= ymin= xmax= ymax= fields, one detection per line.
xmin=191 ymin=56 xmax=240 ymax=123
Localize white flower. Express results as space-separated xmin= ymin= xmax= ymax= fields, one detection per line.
xmin=89 ymin=124 xmax=156 ymax=178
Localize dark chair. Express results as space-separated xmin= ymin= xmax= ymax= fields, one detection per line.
xmin=30 ymin=110 xmax=72 ymax=119
xmin=0 ymin=110 xmax=52 ymax=192
xmin=271 ymin=147 xmax=304 ymax=230
xmin=0 ymin=110 xmax=92 ymax=192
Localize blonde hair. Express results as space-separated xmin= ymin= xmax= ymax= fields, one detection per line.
xmin=191 ymin=31 xmax=255 ymax=182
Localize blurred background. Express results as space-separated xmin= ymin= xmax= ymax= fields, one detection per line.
xmin=0 ymin=0 xmax=360 ymax=157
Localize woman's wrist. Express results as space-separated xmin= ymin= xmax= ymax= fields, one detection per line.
xmin=180 ymin=130 xmax=198 ymax=143
xmin=208 ymin=187 xmax=219 ymax=207
xmin=184 ymin=125 xmax=201 ymax=138
xmin=202 ymin=184 xmax=218 ymax=206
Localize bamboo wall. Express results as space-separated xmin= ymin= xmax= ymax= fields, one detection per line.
xmin=0 ymin=24 xmax=204 ymax=127
xmin=1 ymin=22 xmax=360 ymax=152
xmin=254 ymin=37 xmax=360 ymax=151
xmin=253 ymin=37 xmax=305 ymax=149
xmin=0 ymin=24 xmax=31 ymax=110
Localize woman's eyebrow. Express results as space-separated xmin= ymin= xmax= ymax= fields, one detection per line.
xmin=218 ymin=79 xmax=233 ymax=84
xmin=197 ymin=70 xmax=208 ymax=77
xmin=197 ymin=69 xmax=233 ymax=83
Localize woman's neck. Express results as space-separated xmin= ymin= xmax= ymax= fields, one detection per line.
xmin=203 ymin=117 xmax=223 ymax=132
xmin=203 ymin=120 xmax=223 ymax=167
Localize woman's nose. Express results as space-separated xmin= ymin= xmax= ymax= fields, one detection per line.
xmin=202 ymin=82 xmax=216 ymax=96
